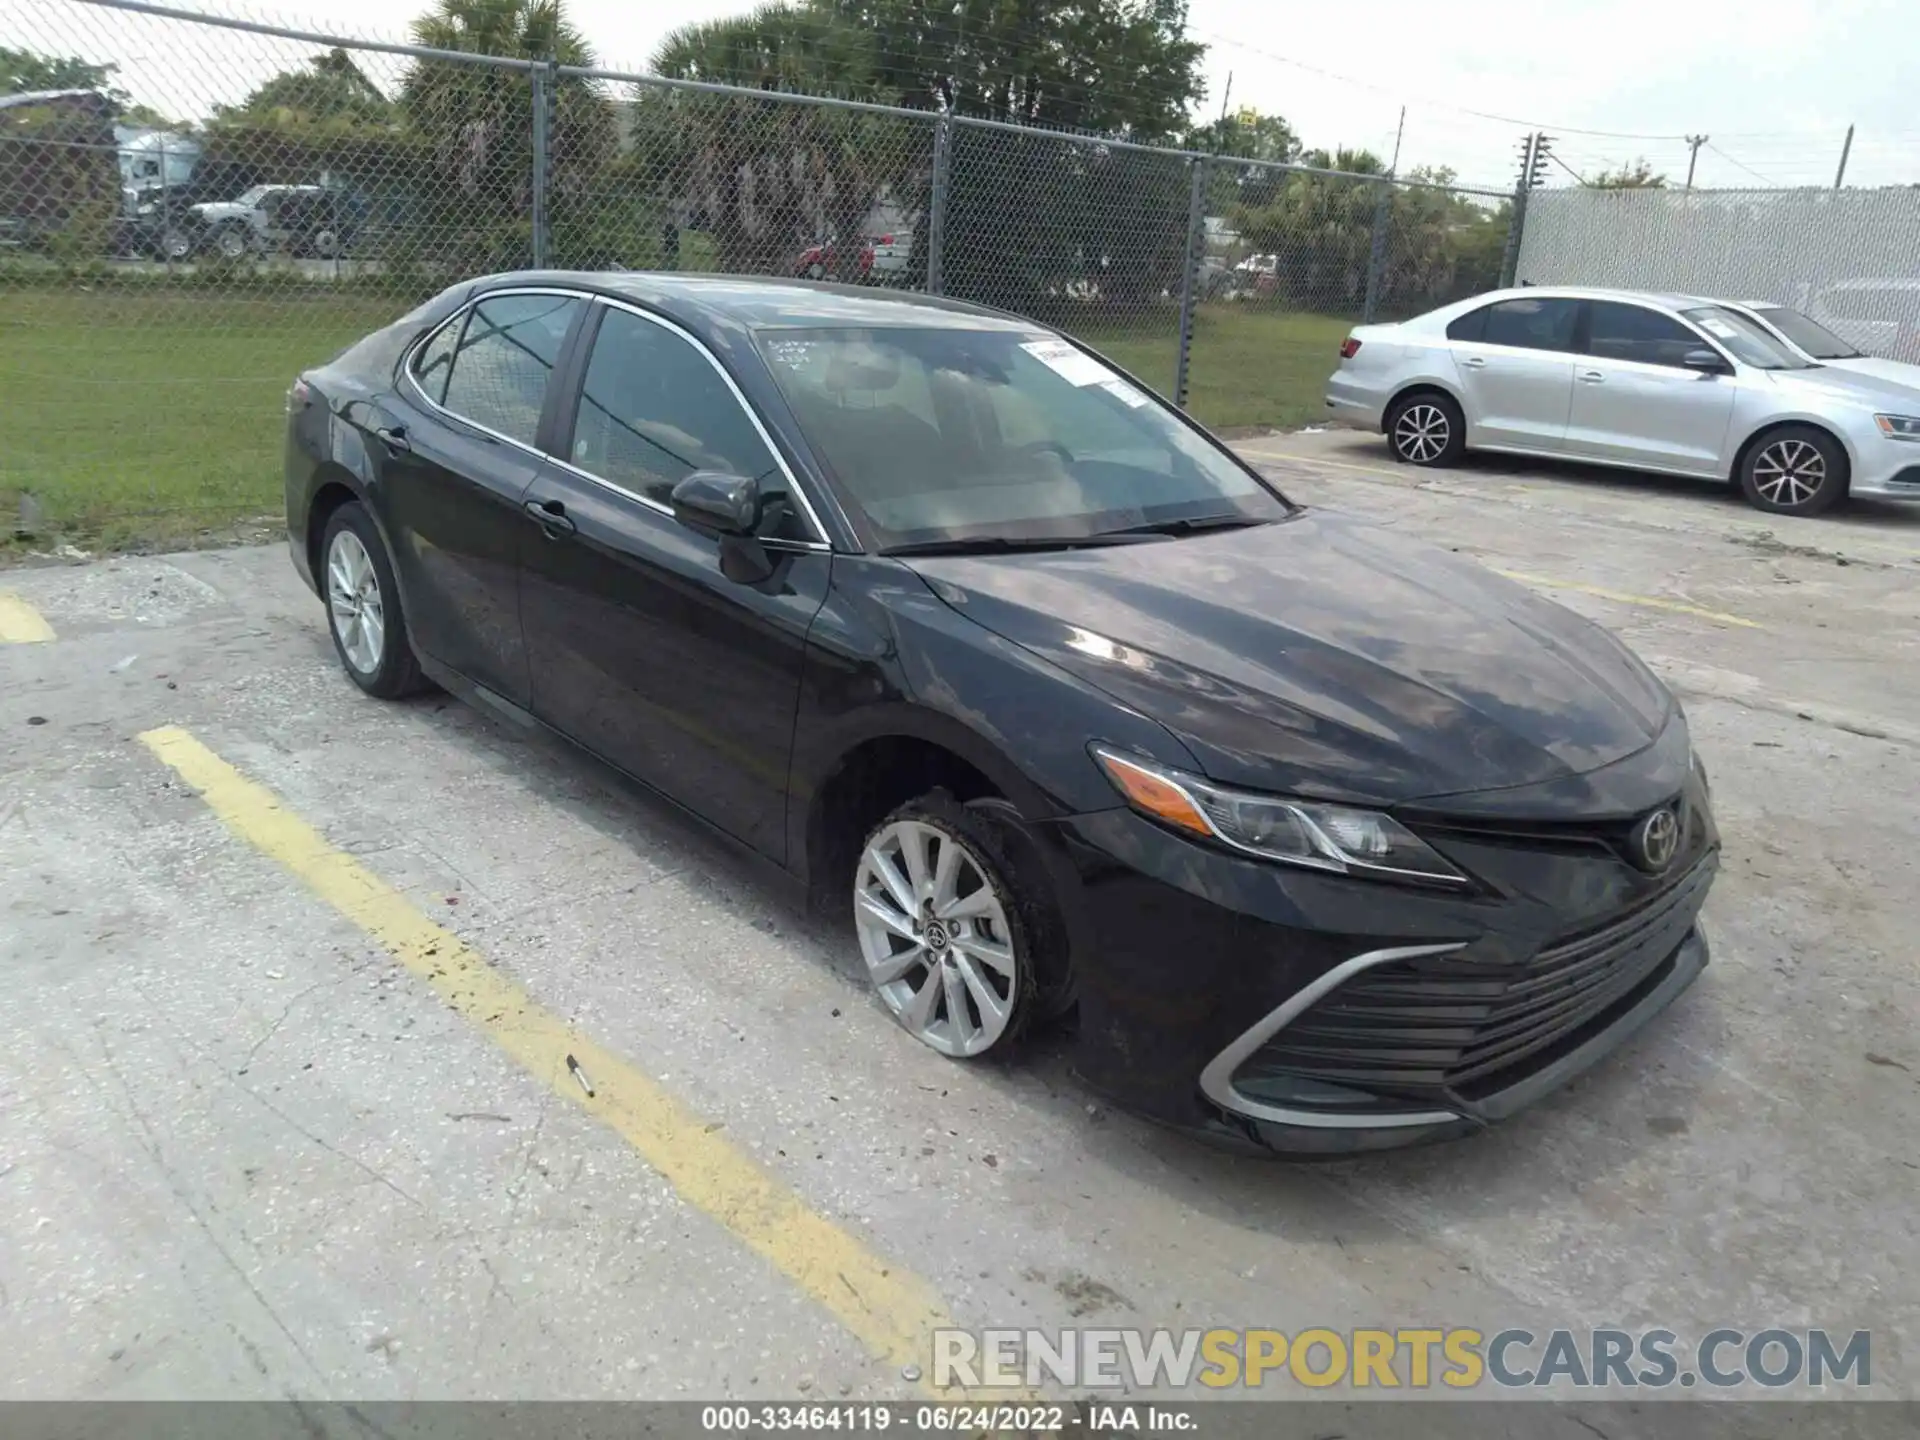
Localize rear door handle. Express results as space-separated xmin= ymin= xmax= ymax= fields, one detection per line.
xmin=525 ymin=496 xmax=576 ymax=539
xmin=1577 ymin=370 xmax=1606 ymax=383
xmin=374 ymin=424 xmax=411 ymax=454
xmin=1459 ymin=356 xmax=1487 ymax=368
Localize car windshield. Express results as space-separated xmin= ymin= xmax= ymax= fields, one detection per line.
xmin=1752 ymin=304 xmax=1865 ymax=360
xmin=757 ymin=326 xmax=1291 ymax=551
xmin=1680 ymin=306 xmax=1815 ymax=370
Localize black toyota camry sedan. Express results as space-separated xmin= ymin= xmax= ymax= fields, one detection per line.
xmin=285 ymin=271 xmax=1718 ymax=1155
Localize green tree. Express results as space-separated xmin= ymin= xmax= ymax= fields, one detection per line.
xmin=1589 ymin=158 xmax=1666 ymax=189
xmin=401 ymin=0 xmax=614 ymax=270
xmin=810 ymin=0 xmax=1205 ymax=140
xmin=214 ymin=49 xmax=394 ymax=132
xmin=648 ymin=4 xmax=903 ymax=278
xmin=1188 ymin=106 xmax=1297 ymax=163
xmin=0 ymin=48 xmax=121 ymax=98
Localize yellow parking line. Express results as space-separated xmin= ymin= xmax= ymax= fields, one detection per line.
xmin=1491 ymin=569 xmax=1763 ymax=629
xmin=0 ymin=591 xmax=55 ymax=644
xmin=138 ymin=724 xmax=956 ymax=1387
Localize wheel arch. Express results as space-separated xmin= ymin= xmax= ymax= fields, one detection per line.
xmin=1729 ymin=417 xmax=1855 ymax=490
xmin=1384 ymin=379 xmax=1467 ymax=438
xmin=305 ymin=466 xmax=367 ymax=587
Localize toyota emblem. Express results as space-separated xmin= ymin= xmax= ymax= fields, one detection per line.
xmin=1631 ymin=806 xmax=1681 ymax=873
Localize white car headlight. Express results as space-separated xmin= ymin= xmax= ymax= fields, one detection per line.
xmin=1092 ymin=745 xmax=1469 ymax=888
xmin=1874 ymin=414 xmax=1920 ymax=441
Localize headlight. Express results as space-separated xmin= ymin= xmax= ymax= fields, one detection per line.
xmin=1091 ymin=745 xmax=1468 ymax=888
xmin=1874 ymin=414 xmax=1920 ymax=441
xmin=136 ymin=202 xmax=156 ymax=215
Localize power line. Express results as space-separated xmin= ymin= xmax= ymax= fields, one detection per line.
xmin=1704 ymin=141 xmax=1778 ymax=185
xmin=1190 ymin=27 xmax=1692 ymax=141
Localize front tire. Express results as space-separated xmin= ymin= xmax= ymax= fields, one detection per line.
xmin=853 ymin=793 xmax=1051 ymax=1059
xmin=213 ymin=224 xmax=251 ymax=260
xmin=1386 ymin=391 xmax=1466 ymax=467
xmin=1739 ymin=425 xmax=1848 ymax=515
xmin=321 ymin=502 xmax=427 ymax=699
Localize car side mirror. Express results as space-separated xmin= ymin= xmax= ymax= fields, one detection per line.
xmin=1682 ymin=348 xmax=1729 ymax=375
xmin=670 ymin=470 xmax=761 ymax=536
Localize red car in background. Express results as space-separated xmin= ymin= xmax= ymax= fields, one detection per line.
xmin=794 ymin=234 xmax=911 ymax=282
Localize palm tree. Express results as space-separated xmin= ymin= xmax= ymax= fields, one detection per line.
xmin=401 ymin=0 xmax=611 ymax=267
xmin=644 ymin=6 xmax=911 ymax=280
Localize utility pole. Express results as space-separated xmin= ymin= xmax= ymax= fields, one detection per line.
xmin=1834 ymin=123 xmax=1855 ymax=189
xmin=1217 ymin=71 xmax=1232 ymax=126
xmin=1684 ymin=134 xmax=1708 ymax=190
xmin=1388 ymin=105 xmax=1406 ymax=176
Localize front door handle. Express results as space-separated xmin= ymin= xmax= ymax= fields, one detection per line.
xmin=1577 ymin=370 xmax=1606 ymax=383
xmin=374 ymin=424 xmax=411 ymax=454
xmin=1459 ymin=356 xmax=1487 ymax=368
xmin=525 ymin=496 xmax=576 ymax=539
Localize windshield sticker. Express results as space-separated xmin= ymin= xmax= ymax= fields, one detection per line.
xmin=1021 ymin=338 xmax=1113 ymax=387
xmin=1100 ymin=378 xmax=1149 ymax=408
xmin=1697 ymin=317 xmax=1741 ymax=339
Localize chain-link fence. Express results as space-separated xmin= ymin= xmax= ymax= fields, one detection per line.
xmin=1 ymin=0 xmax=1516 ymax=549
xmin=1518 ymin=185 xmax=1920 ymax=363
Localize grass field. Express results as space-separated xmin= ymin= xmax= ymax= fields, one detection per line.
xmin=1 ymin=288 xmax=1354 ymax=554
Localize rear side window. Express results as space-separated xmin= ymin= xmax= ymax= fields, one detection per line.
xmin=1445 ymin=307 xmax=1487 ymax=343
xmin=1481 ymin=297 xmax=1580 ymax=351
xmin=410 ymin=315 xmax=461 ymax=405
xmin=439 ymin=293 xmax=583 ymax=447
xmin=1584 ymin=302 xmax=1703 ymax=367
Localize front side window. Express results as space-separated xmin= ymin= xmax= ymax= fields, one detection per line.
xmin=1681 ymin=306 xmax=1812 ymax=370
xmin=439 ymin=293 xmax=583 ymax=445
xmin=1755 ymin=305 xmax=1863 ymax=359
xmin=1584 ymin=302 xmax=1705 ymax=367
xmin=1480 ymin=297 xmax=1580 ymax=352
xmin=570 ymin=307 xmax=813 ymax=541
xmin=756 ymin=326 xmax=1291 ymax=550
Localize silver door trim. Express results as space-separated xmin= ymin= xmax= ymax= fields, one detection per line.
xmin=590 ymin=295 xmax=841 ymax=547
xmin=398 ymin=285 xmax=836 ymax=552
xmin=1198 ymin=941 xmax=1468 ymax=1130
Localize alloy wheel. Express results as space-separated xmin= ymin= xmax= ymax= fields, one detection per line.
xmin=1751 ymin=438 xmax=1827 ymax=508
xmin=854 ymin=819 xmax=1020 ymax=1057
xmin=327 ymin=529 xmax=386 ymax=675
xmin=1394 ymin=403 xmax=1450 ymax=462
xmin=217 ymin=228 xmax=249 ymax=259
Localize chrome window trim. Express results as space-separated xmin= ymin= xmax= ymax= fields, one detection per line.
xmin=589 ymin=296 xmax=838 ymax=548
xmin=1197 ymin=942 xmax=1468 ymax=1130
xmin=398 ymin=286 xmax=833 ymax=553
xmin=401 ymin=285 xmax=591 ymax=459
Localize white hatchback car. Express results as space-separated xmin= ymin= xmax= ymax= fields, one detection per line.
xmin=1325 ymin=285 xmax=1920 ymax=516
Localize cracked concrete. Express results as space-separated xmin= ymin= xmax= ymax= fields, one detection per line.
xmin=1 ymin=430 xmax=1917 ymax=1402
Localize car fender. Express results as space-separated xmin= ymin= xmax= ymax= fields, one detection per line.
xmin=786 ymin=558 xmax=1204 ymax=885
xmin=1725 ymin=405 xmax=1862 ymax=478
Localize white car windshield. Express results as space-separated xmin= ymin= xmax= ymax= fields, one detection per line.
xmin=758 ymin=327 xmax=1292 ymax=551
xmin=1753 ymin=305 xmax=1865 ymax=360
xmin=1681 ymin=307 xmax=1816 ymax=371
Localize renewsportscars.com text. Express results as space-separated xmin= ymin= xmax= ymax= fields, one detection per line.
xmin=932 ymin=1327 xmax=1871 ymax=1391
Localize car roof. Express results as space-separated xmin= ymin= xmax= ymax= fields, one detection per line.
xmin=469 ymin=270 xmax=1041 ymax=336
xmin=1489 ymin=285 xmax=1710 ymax=311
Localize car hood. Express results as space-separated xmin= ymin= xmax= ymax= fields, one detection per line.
xmin=1768 ymin=363 xmax=1920 ymax=408
xmin=1828 ymin=356 xmax=1920 ymax=390
xmin=906 ymin=510 xmax=1673 ymax=806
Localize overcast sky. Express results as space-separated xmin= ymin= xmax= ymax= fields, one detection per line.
xmin=9 ymin=0 xmax=1918 ymax=191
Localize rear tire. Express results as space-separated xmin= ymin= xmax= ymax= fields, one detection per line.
xmin=321 ymin=501 xmax=428 ymax=699
xmin=1738 ymin=425 xmax=1848 ymax=516
xmin=1386 ymin=391 xmax=1466 ymax=467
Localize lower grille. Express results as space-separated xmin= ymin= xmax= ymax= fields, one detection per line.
xmin=1232 ymin=856 xmax=1715 ymax=1110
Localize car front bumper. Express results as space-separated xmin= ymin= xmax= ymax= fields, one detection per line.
xmin=1850 ymin=454 xmax=1920 ymax=500
xmin=1037 ymin=777 xmax=1716 ymax=1158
